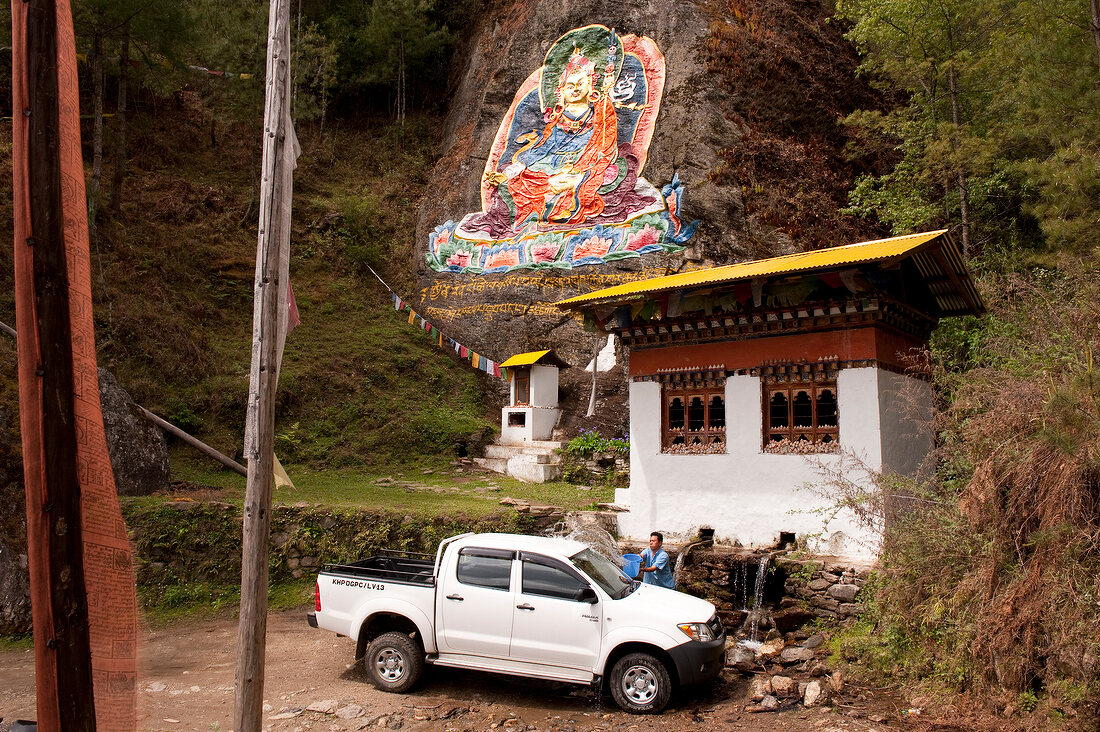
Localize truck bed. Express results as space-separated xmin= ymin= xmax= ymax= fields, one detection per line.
xmin=320 ymin=550 xmax=435 ymax=586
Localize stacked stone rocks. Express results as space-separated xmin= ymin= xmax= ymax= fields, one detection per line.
xmin=727 ymin=630 xmax=847 ymax=713
xmin=777 ymin=557 xmax=870 ymax=622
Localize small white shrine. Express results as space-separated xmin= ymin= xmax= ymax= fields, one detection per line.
xmin=499 ymin=350 xmax=569 ymax=443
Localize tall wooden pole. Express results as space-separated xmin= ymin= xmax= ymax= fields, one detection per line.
xmin=235 ymin=0 xmax=297 ymax=728
xmin=12 ymin=0 xmax=97 ymax=727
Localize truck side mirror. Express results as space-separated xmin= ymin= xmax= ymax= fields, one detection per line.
xmin=575 ymin=587 xmax=598 ymax=604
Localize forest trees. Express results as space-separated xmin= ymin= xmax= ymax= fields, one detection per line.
xmin=838 ymin=0 xmax=1100 ymax=258
xmin=320 ymin=0 xmax=451 ymax=125
xmin=72 ymin=0 xmax=196 ymax=221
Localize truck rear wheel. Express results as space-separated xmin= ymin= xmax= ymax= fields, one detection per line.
xmin=609 ymin=652 xmax=672 ymax=714
xmin=364 ymin=632 xmax=423 ymax=693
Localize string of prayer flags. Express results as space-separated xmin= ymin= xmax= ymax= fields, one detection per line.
xmin=389 ymin=292 xmax=504 ymax=379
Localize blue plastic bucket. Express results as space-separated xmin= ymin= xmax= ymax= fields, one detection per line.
xmin=621 ymin=553 xmax=642 ymax=578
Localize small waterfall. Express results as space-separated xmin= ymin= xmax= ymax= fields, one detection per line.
xmin=734 ymin=561 xmax=748 ymax=610
xmin=672 ymin=536 xmax=713 ymax=586
xmin=673 ymin=550 xmax=686 ymax=583
xmin=745 ymin=552 xmax=770 ymax=643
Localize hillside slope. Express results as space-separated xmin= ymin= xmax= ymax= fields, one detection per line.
xmin=0 ymin=111 xmax=500 ymax=469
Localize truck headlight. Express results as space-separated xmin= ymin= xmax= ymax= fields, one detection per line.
xmin=677 ymin=622 xmax=715 ymax=642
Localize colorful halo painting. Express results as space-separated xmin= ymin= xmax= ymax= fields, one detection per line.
xmin=427 ymin=25 xmax=698 ymax=275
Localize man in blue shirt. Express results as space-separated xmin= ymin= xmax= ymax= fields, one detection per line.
xmin=638 ymin=531 xmax=675 ymax=589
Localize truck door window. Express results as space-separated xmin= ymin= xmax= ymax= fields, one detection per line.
xmin=457 ymin=549 xmax=513 ymax=591
xmin=521 ymin=555 xmax=589 ymax=601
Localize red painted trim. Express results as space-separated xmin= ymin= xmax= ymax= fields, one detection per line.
xmin=628 ymin=325 xmax=923 ymax=376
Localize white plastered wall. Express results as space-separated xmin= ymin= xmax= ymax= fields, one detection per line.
xmin=617 ymin=367 xmax=916 ymax=560
xmin=530 ymin=365 xmax=559 ymax=408
xmin=500 ymin=406 xmax=560 ymax=443
xmin=877 ymin=370 xmax=933 ymax=476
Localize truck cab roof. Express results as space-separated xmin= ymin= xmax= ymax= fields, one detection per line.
xmin=450 ymin=532 xmax=589 ymax=558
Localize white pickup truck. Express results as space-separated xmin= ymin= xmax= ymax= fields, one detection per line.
xmin=308 ymin=532 xmax=726 ymax=713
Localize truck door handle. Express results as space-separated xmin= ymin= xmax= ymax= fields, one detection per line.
xmin=446 ymin=594 xmax=464 ymax=601
xmin=516 ymin=603 xmax=535 ymax=611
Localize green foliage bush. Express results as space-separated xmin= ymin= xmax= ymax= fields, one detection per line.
xmin=830 ymin=255 xmax=1100 ymax=727
xmin=564 ymin=429 xmax=629 ymax=456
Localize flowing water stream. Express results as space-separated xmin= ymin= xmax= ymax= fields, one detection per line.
xmin=738 ymin=552 xmax=771 ymax=649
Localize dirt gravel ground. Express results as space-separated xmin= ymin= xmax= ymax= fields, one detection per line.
xmin=1 ymin=609 xmax=987 ymax=732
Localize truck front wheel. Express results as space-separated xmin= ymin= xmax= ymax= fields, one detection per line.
xmin=364 ymin=632 xmax=423 ymax=693
xmin=609 ymin=652 xmax=672 ymax=714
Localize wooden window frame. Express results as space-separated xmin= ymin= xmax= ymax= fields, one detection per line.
xmin=763 ymin=379 xmax=839 ymax=448
xmin=514 ymin=372 xmax=530 ymax=406
xmin=662 ymin=384 xmax=727 ymax=454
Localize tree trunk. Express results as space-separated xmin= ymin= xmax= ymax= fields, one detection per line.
xmin=946 ymin=63 xmax=972 ymax=258
xmin=89 ymin=32 xmax=104 ymax=226
xmin=397 ymin=36 xmax=406 ymax=127
xmin=109 ymin=27 xmax=129 ymax=214
xmin=1091 ymin=0 xmax=1100 ymax=84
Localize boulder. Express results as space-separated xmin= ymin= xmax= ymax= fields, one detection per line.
xmin=779 ymin=646 xmax=815 ymax=664
xmin=770 ymin=674 xmax=797 ymax=697
xmin=756 ymin=639 xmax=785 ymax=660
xmin=826 ymin=583 xmax=860 ymax=602
xmin=803 ymin=680 xmax=823 ymax=707
xmin=772 ymin=606 xmax=815 ymax=633
xmin=726 ymin=643 xmax=758 ymax=672
xmin=98 ymin=369 xmax=169 ymax=496
xmin=804 ymin=633 xmax=826 ymax=649
xmin=810 ymin=595 xmax=840 ymax=611
xmin=749 ymin=675 xmax=769 ymax=701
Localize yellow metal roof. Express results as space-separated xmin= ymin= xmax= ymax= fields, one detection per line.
xmin=500 ymin=350 xmax=550 ymax=367
xmin=554 ymin=229 xmax=983 ymax=317
xmin=499 ymin=350 xmax=574 ymax=368
xmin=557 ymin=231 xmax=947 ymax=307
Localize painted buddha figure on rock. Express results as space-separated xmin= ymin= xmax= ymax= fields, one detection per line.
xmin=427 ymin=25 xmax=697 ymax=274
xmin=482 ymin=47 xmax=622 ymax=232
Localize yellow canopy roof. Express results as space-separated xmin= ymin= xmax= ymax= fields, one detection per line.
xmin=499 ymin=350 xmax=570 ymax=368
xmin=555 ymin=230 xmax=983 ymax=316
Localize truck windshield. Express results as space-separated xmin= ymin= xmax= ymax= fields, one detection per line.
xmin=570 ymin=548 xmax=637 ymax=599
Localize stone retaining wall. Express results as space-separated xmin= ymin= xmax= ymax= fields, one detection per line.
xmin=667 ymin=548 xmax=871 ymax=634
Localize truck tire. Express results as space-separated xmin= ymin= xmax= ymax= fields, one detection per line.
xmin=609 ymin=652 xmax=672 ymax=714
xmin=364 ymin=632 xmax=423 ymax=693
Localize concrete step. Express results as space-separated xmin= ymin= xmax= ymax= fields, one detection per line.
xmin=493 ymin=440 xmax=563 ymax=454
xmin=507 ymin=461 xmax=562 ymax=483
xmin=472 ymin=457 xmax=507 ymax=474
xmin=486 ymin=440 xmax=563 ymax=457
xmin=484 ymin=444 xmax=558 ymax=462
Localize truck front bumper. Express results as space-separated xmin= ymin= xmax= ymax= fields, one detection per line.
xmin=667 ymin=634 xmax=727 ymax=686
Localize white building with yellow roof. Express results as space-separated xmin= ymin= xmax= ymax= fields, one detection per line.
xmin=556 ymin=231 xmax=984 ymax=559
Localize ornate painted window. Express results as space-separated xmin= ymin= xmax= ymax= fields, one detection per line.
xmin=763 ymin=380 xmax=839 ymax=450
xmin=662 ymin=383 xmax=727 ymax=454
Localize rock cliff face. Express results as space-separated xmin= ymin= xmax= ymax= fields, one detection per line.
xmin=416 ymin=1 xmax=749 ymax=433
xmin=414 ymin=0 xmax=878 ymax=434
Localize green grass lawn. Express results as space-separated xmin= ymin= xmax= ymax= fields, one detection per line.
xmin=163 ymin=449 xmax=615 ymax=516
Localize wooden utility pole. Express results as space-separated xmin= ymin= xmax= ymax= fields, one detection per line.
xmin=235 ymin=0 xmax=298 ymax=728
xmin=13 ymin=0 xmax=97 ymax=728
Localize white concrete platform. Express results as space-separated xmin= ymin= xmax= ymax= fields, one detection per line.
xmin=474 ymin=440 xmax=564 ymax=482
